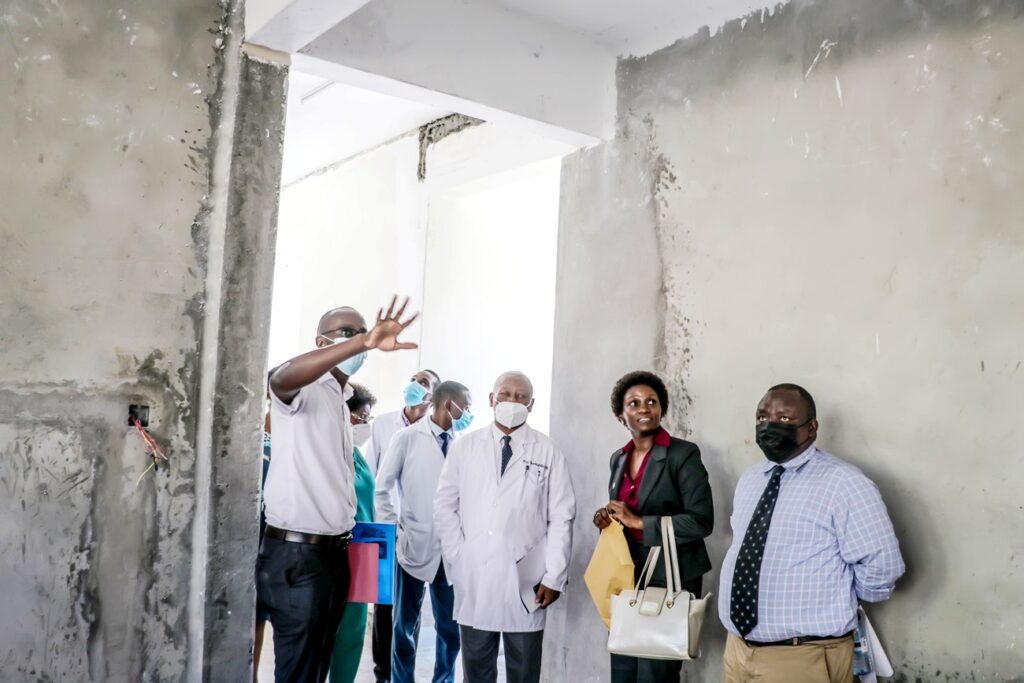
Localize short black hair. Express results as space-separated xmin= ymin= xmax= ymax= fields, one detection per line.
xmin=431 ymin=380 xmax=469 ymax=408
xmin=422 ymin=369 xmax=441 ymax=384
xmin=767 ymin=383 xmax=816 ymax=419
xmin=346 ymin=383 xmax=377 ymax=413
xmin=610 ymin=371 xmax=669 ymax=416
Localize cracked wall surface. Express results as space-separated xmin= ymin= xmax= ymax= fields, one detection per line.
xmin=550 ymin=1 xmax=1024 ymax=681
xmin=0 ymin=1 xmax=280 ymax=680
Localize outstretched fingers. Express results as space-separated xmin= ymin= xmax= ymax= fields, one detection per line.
xmin=398 ymin=310 xmax=420 ymax=329
xmin=392 ymin=296 xmax=410 ymax=321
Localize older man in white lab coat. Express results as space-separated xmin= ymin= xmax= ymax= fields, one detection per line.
xmin=434 ymin=371 xmax=576 ymax=683
xmin=376 ymin=381 xmax=473 ymax=683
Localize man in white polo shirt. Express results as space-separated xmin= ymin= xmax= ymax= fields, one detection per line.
xmin=257 ymin=296 xmax=418 ymax=683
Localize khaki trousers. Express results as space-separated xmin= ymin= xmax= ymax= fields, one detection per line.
xmin=724 ymin=633 xmax=854 ymax=683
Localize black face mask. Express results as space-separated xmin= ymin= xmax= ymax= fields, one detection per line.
xmin=755 ymin=421 xmax=809 ymax=463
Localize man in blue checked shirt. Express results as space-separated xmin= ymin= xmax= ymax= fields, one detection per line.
xmin=720 ymin=383 xmax=904 ymax=683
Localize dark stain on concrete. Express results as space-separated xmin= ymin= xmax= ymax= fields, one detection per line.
xmin=620 ymin=0 xmax=1024 ymax=114
xmin=610 ymin=1 xmax=1024 ymax=680
xmin=417 ymin=113 xmax=485 ymax=180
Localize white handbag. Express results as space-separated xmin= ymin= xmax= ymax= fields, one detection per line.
xmin=607 ymin=517 xmax=712 ymax=660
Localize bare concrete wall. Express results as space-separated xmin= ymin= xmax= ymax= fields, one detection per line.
xmin=0 ymin=2 xmax=283 ymax=681
xmin=202 ymin=51 xmax=288 ymax=679
xmin=550 ymin=1 xmax=1024 ymax=681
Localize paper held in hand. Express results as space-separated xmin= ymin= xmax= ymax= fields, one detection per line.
xmin=516 ymin=542 xmax=547 ymax=614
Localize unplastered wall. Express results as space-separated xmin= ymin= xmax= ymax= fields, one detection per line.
xmin=549 ymin=1 xmax=1024 ymax=681
xmin=0 ymin=1 xmax=283 ymax=681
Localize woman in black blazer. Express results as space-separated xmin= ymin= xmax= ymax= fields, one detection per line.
xmin=593 ymin=370 xmax=714 ymax=683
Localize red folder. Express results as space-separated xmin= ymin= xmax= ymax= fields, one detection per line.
xmin=347 ymin=542 xmax=380 ymax=603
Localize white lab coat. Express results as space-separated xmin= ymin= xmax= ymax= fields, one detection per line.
xmin=375 ymin=416 xmax=452 ymax=583
xmin=434 ymin=423 xmax=576 ymax=632
xmin=365 ymin=409 xmax=410 ymax=476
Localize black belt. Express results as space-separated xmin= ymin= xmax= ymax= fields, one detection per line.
xmin=265 ymin=525 xmax=352 ymax=549
xmin=745 ymin=631 xmax=853 ymax=648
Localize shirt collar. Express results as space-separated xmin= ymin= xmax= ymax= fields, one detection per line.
xmin=759 ymin=443 xmax=818 ymax=473
xmin=316 ymin=372 xmax=353 ymax=400
xmin=623 ymin=427 xmax=672 ymax=454
xmin=428 ymin=416 xmax=453 ymax=438
xmin=491 ymin=422 xmax=528 ymax=448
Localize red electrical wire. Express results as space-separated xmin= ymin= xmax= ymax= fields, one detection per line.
xmin=134 ymin=418 xmax=168 ymax=487
xmin=133 ymin=418 xmax=167 ymax=461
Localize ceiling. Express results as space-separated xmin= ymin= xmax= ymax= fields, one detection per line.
xmin=274 ymin=0 xmax=778 ymax=181
xmin=487 ymin=0 xmax=776 ymax=56
xmin=280 ymin=71 xmax=448 ymax=185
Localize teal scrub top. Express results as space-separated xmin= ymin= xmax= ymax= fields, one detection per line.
xmin=352 ymin=447 xmax=375 ymax=523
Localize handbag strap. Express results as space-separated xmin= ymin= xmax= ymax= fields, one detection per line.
xmin=661 ymin=516 xmax=684 ymax=606
xmin=629 ymin=546 xmax=661 ymax=606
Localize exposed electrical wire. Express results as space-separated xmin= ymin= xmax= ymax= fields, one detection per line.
xmin=134 ymin=417 xmax=168 ymax=488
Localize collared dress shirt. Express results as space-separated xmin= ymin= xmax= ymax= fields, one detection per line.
xmin=428 ymin=417 xmax=454 ymax=454
xmin=617 ymin=428 xmax=671 ymax=542
xmin=719 ymin=445 xmax=905 ymax=641
xmin=375 ymin=416 xmax=454 ymax=582
xmin=264 ymin=372 xmax=356 ymax=535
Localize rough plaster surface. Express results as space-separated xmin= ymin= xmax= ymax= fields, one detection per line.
xmin=545 ymin=132 xmax=666 ymax=683
xmin=201 ymin=52 xmax=287 ymax=679
xmin=0 ymin=1 xmax=277 ymax=680
xmin=551 ymin=1 xmax=1024 ymax=681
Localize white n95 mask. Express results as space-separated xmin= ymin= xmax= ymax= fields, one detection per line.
xmin=352 ymin=422 xmax=372 ymax=446
xmin=494 ymin=401 xmax=529 ymax=429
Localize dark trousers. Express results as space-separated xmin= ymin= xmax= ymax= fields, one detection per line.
xmin=371 ymin=604 xmax=393 ymax=682
xmin=256 ymin=536 xmax=351 ymax=683
xmin=610 ymin=576 xmax=703 ymax=683
xmin=460 ymin=626 xmax=543 ymax=683
xmin=392 ymin=564 xmax=460 ymax=683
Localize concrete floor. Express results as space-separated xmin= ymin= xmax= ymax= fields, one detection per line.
xmin=257 ymin=593 xmax=507 ymax=682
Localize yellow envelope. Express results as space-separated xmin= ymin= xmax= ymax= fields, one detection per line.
xmin=583 ymin=520 xmax=636 ymax=629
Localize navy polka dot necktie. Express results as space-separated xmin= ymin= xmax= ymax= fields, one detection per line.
xmin=730 ymin=465 xmax=785 ymax=638
xmin=500 ymin=436 xmax=512 ymax=475
xmin=439 ymin=432 xmax=450 ymax=457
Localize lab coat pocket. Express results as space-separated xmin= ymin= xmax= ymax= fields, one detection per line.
xmin=397 ymin=519 xmax=433 ymax=565
xmin=524 ymin=461 xmax=551 ymax=488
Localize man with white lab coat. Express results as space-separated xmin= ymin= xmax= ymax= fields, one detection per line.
xmin=434 ymin=371 xmax=576 ymax=683
xmin=376 ymin=381 xmax=474 ymax=683
xmin=366 ymin=368 xmax=440 ymax=683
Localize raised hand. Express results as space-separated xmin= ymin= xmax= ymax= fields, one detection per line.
xmin=364 ymin=295 xmax=420 ymax=352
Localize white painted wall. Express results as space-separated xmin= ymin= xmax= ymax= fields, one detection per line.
xmin=267 ymin=134 xmax=427 ymax=414
xmin=270 ymin=115 xmax=567 ymax=420
xmin=419 ymin=159 xmax=561 ymax=434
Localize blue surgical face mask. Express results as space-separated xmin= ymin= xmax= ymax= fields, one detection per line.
xmin=328 ymin=336 xmax=367 ymax=376
xmin=450 ymin=402 xmax=474 ymax=432
xmin=403 ymin=381 xmax=429 ymax=407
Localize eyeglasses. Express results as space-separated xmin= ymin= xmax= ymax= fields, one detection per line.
xmin=352 ymin=411 xmax=372 ymax=424
xmin=322 ymin=326 xmax=366 ymax=340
